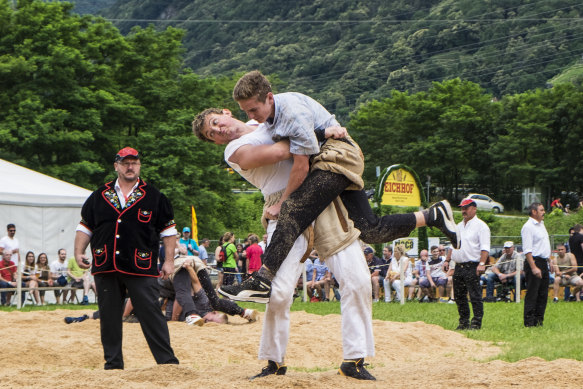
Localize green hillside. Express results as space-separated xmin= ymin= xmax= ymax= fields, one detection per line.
xmin=99 ymin=0 xmax=583 ymax=119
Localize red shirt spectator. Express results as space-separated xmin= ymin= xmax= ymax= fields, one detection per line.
xmin=0 ymin=255 xmax=15 ymax=282
xmin=245 ymin=243 xmax=263 ymax=274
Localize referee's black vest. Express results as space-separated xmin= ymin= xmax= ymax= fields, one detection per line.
xmin=80 ymin=179 xmax=175 ymax=277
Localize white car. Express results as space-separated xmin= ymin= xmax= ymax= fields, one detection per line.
xmin=462 ymin=194 xmax=504 ymax=213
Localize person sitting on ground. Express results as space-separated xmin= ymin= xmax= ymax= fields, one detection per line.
xmin=364 ymin=247 xmax=385 ymax=303
xmin=553 ymin=243 xmax=583 ymax=302
xmin=23 ymin=251 xmax=41 ymax=305
xmin=420 ymin=245 xmax=448 ymax=302
xmin=35 ymin=253 xmax=51 ymax=305
xmin=383 ymin=244 xmax=414 ymax=303
xmin=308 ymin=251 xmax=330 ymax=301
xmin=485 ymin=241 xmax=523 ymax=302
xmin=67 ymin=254 xmax=95 ymax=305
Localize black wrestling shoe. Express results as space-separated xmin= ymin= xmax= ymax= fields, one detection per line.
xmin=338 ymin=358 xmax=376 ymax=380
xmin=427 ymin=200 xmax=460 ymax=249
xmin=218 ymin=272 xmax=271 ymax=303
xmin=249 ymin=360 xmax=287 ymax=380
xmin=456 ymin=321 xmax=470 ymax=330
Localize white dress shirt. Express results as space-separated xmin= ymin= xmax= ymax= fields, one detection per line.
xmin=521 ymin=217 xmax=551 ymax=258
xmin=451 ymin=216 xmax=491 ymax=263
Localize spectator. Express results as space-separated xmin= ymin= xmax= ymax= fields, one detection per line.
xmin=198 ymin=238 xmax=210 ymax=265
xmin=214 ymin=236 xmax=224 ymax=291
xmin=50 ymin=248 xmax=70 ymax=304
xmin=180 ymin=227 xmax=199 ymax=256
xmin=35 ymin=252 xmax=51 ymax=305
xmin=23 ymin=251 xmax=41 ymax=305
xmin=67 ymin=254 xmax=95 ymax=305
xmin=236 ymin=243 xmax=245 ymax=284
xmin=308 ymin=253 xmax=331 ymax=301
xmin=221 ymin=232 xmax=238 ymax=286
xmin=522 ymin=202 xmax=551 ymax=327
xmin=569 ymin=224 xmax=583 ymax=277
xmin=245 ymin=234 xmax=263 ymax=275
xmin=421 ymin=245 xmax=448 ymax=302
xmin=0 ymin=250 xmax=17 ymax=305
xmin=0 ymin=224 xmax=20 ymax=269
xmin=414 ymin=249 xmax=430 ymax=301
xmin=550 ymin=196 xmax=564 ymax=211
xmin=383 ymin=244 xmax=413 ymax=303
xmin=445 ymin=199 xmax=490 ymax=330
xmin=553 ymin=244 xmax=583 ymax=302
xmin=440 ymin=245 xmax=455 ymax=302
xmin=364 ymin=247 xmax=384 ymax=302
xmin=258 ymin=234 xmax=268 ymax=252
xmin=485 ymin=241 xmax=523 ymax=302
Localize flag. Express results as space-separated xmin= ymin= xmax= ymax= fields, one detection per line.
xmin=191 ymin=205 xmax=198 ymax=243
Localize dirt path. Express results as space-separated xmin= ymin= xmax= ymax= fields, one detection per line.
xmin=0 ymin=309 xmax=580 ymax=388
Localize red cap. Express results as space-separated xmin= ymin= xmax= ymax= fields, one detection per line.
xmin=115 ymin=147 xmax=139 ymax=161
xmin=459 ymin=199 xmax=477 ymax=207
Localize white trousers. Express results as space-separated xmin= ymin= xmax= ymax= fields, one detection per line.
xmin=383 ymin=277 xmax=413 ymax=302
xmin=259 ymin=221 xmax=375 ymax=362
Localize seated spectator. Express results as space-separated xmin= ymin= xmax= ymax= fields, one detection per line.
xmin=420 ymin=245 xmax=448 ymax=302
xmin=553 ymin=244 xmax=583 ymax=302
xmin=551 ymin=196 xmax=564 ymax=212
xmin=308 ymin=252 xmax=331 ymax=301
xmin=383 ymin=244 xmax=413 ymax=303
xmin=67 ymin=255 xmax=96 ymax=305
xmin=0 ymin=250 xmax=18 ymax=305
xmin=35 ymin=252 xmax=51 ymax=305
xmin=364 ymin=247 xmax=385 ymax=303
xmin=413 ymin=249 xmax=430 ymax=301
xmin=245 ymin=234 xmax=263 ymax=275
xmin=440 ymin=245 xmax=455 ymax=302
xmin=50 ymin=248 xmax=70 ymax=304
xmin=23 ymin=251 xmax=41 ymax=305
xmin=485 ymin=241 xmax=524 ymax=302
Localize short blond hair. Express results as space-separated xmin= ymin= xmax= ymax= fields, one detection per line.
xmin=232 ymin=70 xmax=272 ymax=102
xmin=192 ymin=107 xmax=223 ymax=142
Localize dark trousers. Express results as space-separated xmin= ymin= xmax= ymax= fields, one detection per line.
xmin=453 ymin=262 xmax=483 ymax=326
xmin=524 ymin=257 xmax=550 ymax=327
xmin=174 ymin=268 xmax=243 ymax=317
xmin=263 ymin=169 xmax=417 ymax=274
xmin=95 ymin=273 xmax=178 ymax=370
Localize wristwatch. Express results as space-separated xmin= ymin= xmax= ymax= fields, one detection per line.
xmin=479 ymin=262 xmax=485 ymax=266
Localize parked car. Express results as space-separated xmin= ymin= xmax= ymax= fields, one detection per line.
xmin=462 ymin=194 xmax=504 ymax=213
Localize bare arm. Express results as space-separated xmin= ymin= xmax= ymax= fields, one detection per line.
xmin=229 ymin=141 xmax=292 ymax=170
xmin=74 ymin=231 xmax=91 ymax=270
xmin=266 ymin=153 xmax=310 ymax=218
xmin=160 ymin=235 xmax=175 ymax=280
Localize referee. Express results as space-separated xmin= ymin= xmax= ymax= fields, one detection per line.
xmin=521 ymin=202 xmax=551 ymax=327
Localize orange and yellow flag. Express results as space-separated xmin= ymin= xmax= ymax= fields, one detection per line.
xmin=191 ymin=205 xmax=199 ymax=243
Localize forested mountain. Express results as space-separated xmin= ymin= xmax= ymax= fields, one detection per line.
xmin=99 ymin=0 xmax=583 ymax=120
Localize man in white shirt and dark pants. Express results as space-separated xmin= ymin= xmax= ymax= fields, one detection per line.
xmin=521 ymin=202 xmax=551 ymax=327
xmin=445 ymin=199 xmax=490 ymax=330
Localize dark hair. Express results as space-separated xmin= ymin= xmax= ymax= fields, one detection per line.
xmin=58 ymin=248 xmax=66 ymax=255
xmin=192 ymin=107 xmax=223 ymax=142
xmin=232 ymin=70 xmax=272 ymax=102
xmin=528 ymin=202 xmax=543 ymax=216
xmin=430 ymin=245 xmax=439 ymax=251
xmin=573 ymin=224 xmax=583 ymax=233
xmin=6 ymin=224 xmax=15 ymax=229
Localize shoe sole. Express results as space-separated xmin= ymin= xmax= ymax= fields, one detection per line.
xmin=438 ymin=201 xmax=461 ymax=249
xmin=218 ymin=288 xmax=270 ymax=304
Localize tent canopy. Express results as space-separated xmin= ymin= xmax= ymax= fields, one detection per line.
xmin=0 ymin=159 xmax=91 ymax=207
xmin=0 ymin=159 xmax=92 ymax=263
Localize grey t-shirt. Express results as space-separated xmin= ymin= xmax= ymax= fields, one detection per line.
xmin=264 ymin=92 xmax=339 ymax=155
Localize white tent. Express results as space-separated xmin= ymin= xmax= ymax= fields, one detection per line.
xmin=0 ymin=159 xmax=91 ymax=265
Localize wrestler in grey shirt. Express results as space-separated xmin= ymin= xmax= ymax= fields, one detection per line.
xmin=264 ymin=92 xmax=340 ymax=156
